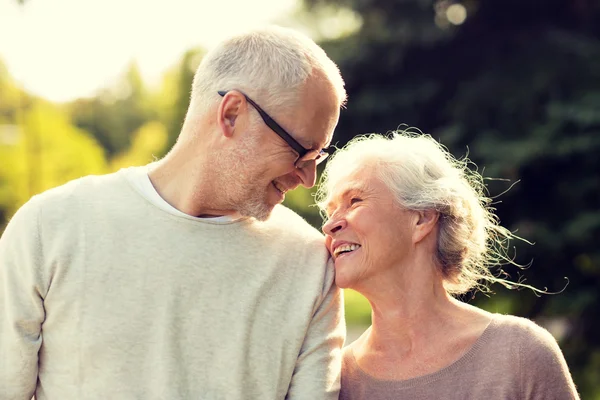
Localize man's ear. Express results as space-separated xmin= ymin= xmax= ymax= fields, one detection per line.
xmin=413 ymin=209 xmax=439 ymax=244
xmin=217 ymin=92 xmax=244 ymax=138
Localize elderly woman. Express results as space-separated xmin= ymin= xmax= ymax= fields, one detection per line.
xmin=317 ymin=132 xmax=578 ymax=399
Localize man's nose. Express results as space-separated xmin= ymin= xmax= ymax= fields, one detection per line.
xmin=296 ymin=161 xmax=317 ymax=188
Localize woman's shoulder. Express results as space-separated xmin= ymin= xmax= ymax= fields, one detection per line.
xmin=488 ymin=313 xmax=569 ymax=367
xmin=488 ymin=314 xmax=579 ymax=397
xmin=490 ymin=313 xmax=558 ymax=344
xmin=341 ymin=341 xmax=360 ymax=372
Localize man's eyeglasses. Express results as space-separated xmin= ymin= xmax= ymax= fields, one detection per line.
xmin=218 ymin=90 xmax=334 ymax=169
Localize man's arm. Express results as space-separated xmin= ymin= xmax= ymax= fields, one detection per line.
xmin=0 ymin=197 xmax=46 ymax=399
xmin=286 ymin=258 xmax=346 ymax=399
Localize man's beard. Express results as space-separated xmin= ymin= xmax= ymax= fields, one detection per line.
xmin=235 ymin=186 xmax=273 ymax=221
xmin=217 ymin=135 xmax=274 ymax=221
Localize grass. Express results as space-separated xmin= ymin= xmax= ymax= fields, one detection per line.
xmin=344 ymin=289 xmax=372 ymax=327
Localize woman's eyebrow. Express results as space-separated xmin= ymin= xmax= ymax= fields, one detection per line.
xmin=345 ymin=187 xmax=364 ymax=197
xmin=325 ymin=186 xmax=367 ymax=215
xmin=324 ymin=197 xmax=338 ymax=217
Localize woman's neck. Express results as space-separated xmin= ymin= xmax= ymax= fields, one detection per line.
xmin=352 ymin=263 xmax=491 ymax=359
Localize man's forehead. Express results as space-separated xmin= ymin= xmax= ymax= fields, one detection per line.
xmin=294 ymin=96 xmax=339 ymax=150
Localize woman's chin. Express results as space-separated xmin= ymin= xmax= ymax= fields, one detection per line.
xmin=334 ymin=269 xmax=354 ymax=289
xmin=333 ymin=253 xmax=361 ymax=289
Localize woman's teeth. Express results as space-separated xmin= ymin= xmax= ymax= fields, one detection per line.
xmin=334 ymin=244 xmax=361 ymax=257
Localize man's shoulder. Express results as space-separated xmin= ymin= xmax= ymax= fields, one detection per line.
xmin=4 ymin=171 xmax=128 ymax=238
xmin=22 ymin=171 xmax=131 ymax=221
xmin=267 ymin=204 xmax=323 ymax=239
xmin=34 ymin=170 xmax=127 ymax=204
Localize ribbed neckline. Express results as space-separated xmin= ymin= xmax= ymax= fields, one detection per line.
xmin=119 ymin=166 xmax=252 ymax=226
xmin=347 ymin=314 xmax=500 ymax=389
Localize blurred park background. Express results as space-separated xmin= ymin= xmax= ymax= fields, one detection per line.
xmin=1 ymin=0 xmax=599 ymax=396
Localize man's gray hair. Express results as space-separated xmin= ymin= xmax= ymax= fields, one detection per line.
xmin=317 ymin=130 xmax=531 ymax=295
xmin=188 ymin=26 xmax=346 ymax=118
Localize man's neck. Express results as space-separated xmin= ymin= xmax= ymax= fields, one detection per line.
xmin=148 ymin=150 xmax=237 ymax=218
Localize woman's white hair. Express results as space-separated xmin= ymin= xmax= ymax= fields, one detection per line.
xmin=188 ymin=26 xmax=346 ymax=119
xmin=316 ymin=129 xmax=530 ymax=295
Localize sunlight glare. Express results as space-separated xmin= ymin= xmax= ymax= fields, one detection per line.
xmin=0 ymin=0 xmax=297 ymax=102
xmin=446 ymin=3 xmax=467 ymax=26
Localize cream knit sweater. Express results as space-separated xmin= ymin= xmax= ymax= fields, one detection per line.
xmin=0 ymin=169 xmax=345 ymax=400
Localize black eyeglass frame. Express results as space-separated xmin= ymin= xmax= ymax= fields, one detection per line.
xmin=218 ymin=90 xmax=334 ymax=167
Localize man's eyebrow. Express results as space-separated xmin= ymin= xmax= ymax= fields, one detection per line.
xmin=291 ymin=126 xmax=315 ymax=150
xmin=306 ymin=131 xmax=335 ymax=151
xmin=302 ymin=138 xmax=316 ymax=150
xmin=290 ymin=135 xmax=312 ymax=151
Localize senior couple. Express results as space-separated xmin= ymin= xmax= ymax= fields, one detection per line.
xmin=0 ymin=27 xmax=578 ymax=399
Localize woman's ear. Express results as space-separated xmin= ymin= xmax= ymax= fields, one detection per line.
xmin=413 ymin=209 xmax=439 ymax=244
xmin=217 ymin=92 xmax=244 ymax=138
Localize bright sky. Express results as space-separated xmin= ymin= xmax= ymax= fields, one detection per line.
xmin=0 ymin=0 xmax=298 ymax=102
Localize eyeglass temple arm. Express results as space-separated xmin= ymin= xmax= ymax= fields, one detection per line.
xmin=218 ymin=90 xmax=308 ymax=157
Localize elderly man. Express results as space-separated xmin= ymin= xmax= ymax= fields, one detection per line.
xmin=0 ymin=27 xmax=346 ymax=399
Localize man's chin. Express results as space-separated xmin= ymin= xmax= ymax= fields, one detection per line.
xmin=239 ymin=202 xmax=274 ymax=222
xmin=253 ymin=212 xmax=272 ymax=222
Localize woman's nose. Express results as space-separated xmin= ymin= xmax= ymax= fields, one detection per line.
xmin=322 ymin=217 xmax=346 ymax=236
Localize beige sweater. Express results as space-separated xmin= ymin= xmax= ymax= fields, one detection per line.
xmin=0 ymin=170 xmax=345 ymax=400
xmin=340 ymin=314 xmax=578 ymax=399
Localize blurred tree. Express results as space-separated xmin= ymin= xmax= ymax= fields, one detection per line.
xmin=283 ymin=185 xmax=322 ymax=227
xmin=0 ymin=59 xmax=26 ymax=227
xmin=0 ymin=60 xmax=24 ymax=124
xmin=0 ymin=101 xmax=107 ymax=220
xmin=153 ymin=48 xmax=205 ymax=154
xmin=68 ymin=62 xmax=155 ymax=156
xmin=5 ymin=0 xmax=600 ymax=394
xmin=110 ymin=121 xmax=168 ymax=170
xmin=302 ymin=0 xmax=600 ymax=396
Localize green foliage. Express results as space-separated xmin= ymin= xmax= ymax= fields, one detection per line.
xmin=0 ymin=101 xmax=107 ymax=219
xmin=110 ymin=121 xmax=168 ymax=170
xmin=299 ymin=0 xmax=600 ymax=395
xmin=343 ymin=289 xmax=372 ymax=326
xmin=159 ymin=49 xmax=205 ymax=154
xmin=283 ymin=185 xmax=322 ymax=227
xmin=0 ymin=60 xmax=23 ymax=123
xmin=2 ymin=0 xmax=599 ymax=394
xmin=68 ymin=63 xmax=156 ymax=156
